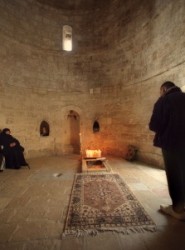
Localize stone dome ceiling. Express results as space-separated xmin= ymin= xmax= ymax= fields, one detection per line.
xmin=36 ymin=0 xmax=110 ymax=10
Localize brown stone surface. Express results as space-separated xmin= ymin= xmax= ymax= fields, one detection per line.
xmin=0 ymin=156 xmax=185 ymax=249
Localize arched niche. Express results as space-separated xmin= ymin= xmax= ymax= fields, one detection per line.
xmin=67 ymin=110 xmax=80 ymax=153
xmin=40 ymin=120 xmax=50 ymax=136
xmin=93 ymin=120 xmax=100 ymax=133
xmin=60 ymin=106 xmax=82 ymax=155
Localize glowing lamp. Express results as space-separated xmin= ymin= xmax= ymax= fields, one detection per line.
xmin=85 ymin=149 xmax=102 ymax=158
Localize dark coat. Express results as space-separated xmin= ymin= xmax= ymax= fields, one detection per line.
xmin=149 ymin=87 xmax=185 ymax=150
xmin=0 ymin=129 xmax=27 ymax=169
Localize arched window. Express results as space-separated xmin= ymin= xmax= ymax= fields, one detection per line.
xmin=63 ymin=25 xmax=72 ymax=51
xmin=40 ymin=120 xmax=50 ymax=136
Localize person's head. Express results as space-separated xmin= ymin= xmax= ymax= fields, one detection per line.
xmin=2 ymin=128 xmax=11 ymax=135
xmin=160 ymin=81 xmax=176 ymax=96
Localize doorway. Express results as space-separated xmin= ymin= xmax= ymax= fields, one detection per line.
xmin=67 ymin=110 xmax=80 ymax=154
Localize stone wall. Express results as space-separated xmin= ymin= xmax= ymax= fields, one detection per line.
xmin=0 ymin=0 xmax=185 ymax=167
xmin=0 ymin=0 xmax=98 ymax=158
xmin=85 ymin=0 xmax=185 ymax=167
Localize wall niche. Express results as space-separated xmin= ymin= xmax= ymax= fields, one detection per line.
xmin=40 ymin=120 xmax=50 ymax=136
xmin=93 ymin=120 xmax=100 ymax=133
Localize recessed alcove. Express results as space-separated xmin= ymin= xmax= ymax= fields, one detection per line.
xmin=40 ymin=120 xmax=50 ymax=137
xmin=93 ymin=120 xmax=100 ymax=133
xmin=66 ymin=110 xmax=80 ymax=154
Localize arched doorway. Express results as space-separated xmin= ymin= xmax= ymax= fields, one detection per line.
xmin=67 ymin=110 xmax=80 ymax=154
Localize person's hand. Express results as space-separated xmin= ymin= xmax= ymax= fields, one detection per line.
xmin=10 ymin=142 xmax=16 ymax=147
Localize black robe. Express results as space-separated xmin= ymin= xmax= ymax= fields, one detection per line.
xmin=0 ymin=131 xmax=28 ymax=169
xmin=149 ymin=87 xmax=185 ymax=151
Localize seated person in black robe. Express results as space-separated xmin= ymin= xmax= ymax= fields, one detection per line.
xmin=0 ymin=129 xmax=5 ymax=172
xmin=0 ymin=151 xmax=5 ymax=172
xmin=0 ymin=128 xmax=29 ymax=169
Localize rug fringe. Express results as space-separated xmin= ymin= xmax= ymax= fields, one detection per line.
xmin=62 ymin=225 xmax=156 ymax=238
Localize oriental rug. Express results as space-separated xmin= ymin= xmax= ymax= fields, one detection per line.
xmin=63 ymin=173 xmax=156 ymax=237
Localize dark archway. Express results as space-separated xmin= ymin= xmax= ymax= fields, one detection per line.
xmin=67 ymin=110 xmax=80 ymax=154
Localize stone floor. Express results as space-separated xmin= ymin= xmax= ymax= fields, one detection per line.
xmin=0 ymin=155 xmax=185 ymax=250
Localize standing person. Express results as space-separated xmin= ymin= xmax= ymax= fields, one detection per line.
xmin=0 ymin=128 xmax=29 ymax=169
xmin=149 ymin=81 xmax=185 ymax=220
xmin=0 ymin=129 xmax=5 ymax=172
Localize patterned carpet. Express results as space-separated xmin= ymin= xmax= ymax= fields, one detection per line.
xmin=63 ymin=173 xmax=156 ymax=237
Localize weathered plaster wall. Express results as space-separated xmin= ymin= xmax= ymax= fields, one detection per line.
xmin=0 ymin=0 xmax=93 ymax=158
xmin=86 ymin=0 xmax=185 ymax=167
xmin=0 ymin=0 xmax=185 ymax=167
